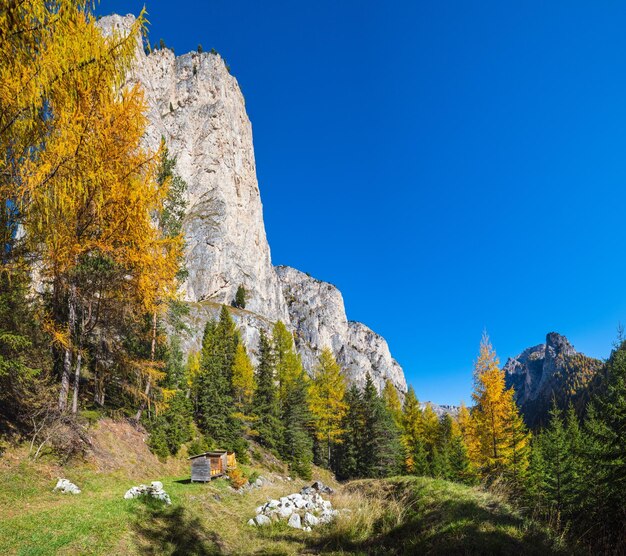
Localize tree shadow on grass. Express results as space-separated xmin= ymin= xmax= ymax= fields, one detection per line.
xmin=303 ymin=488 xmax=568 ymax=556
xmin=131 ymin=498 xmax=223 ymax=556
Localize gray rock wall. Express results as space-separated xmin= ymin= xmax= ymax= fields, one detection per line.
xmin=98 ymin=15 xmax=408 ymax=395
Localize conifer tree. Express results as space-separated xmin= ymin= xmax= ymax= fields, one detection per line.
xmin=281 ymin=368 xmax=313 ymax=479
xmin=401 ymin=387 xmax=429 ymax=475
xmin=309 ymin=347 xmax=347 ymax=468
xmin=195 ymin=310 xmax=246 ymax=456
xmin=578 ymin=340 xmax=626 ymax=546
xmin=335 ymin=384 xmax=363 ymax=480
xmin=422 ymin=403 xmax=441 ymax=462
xmin=469 ymin=333 xmax=529 ymax=477
xmin=232 ymin=343 xmax=256 ymax=436
xmin=359 ymin=374 xmax=403 ymax=478
xmin=272 ymin=321 xmax=301 ymax=404
xmin=382 ymin=379 xmax=403 ymax=429
xmin=536 ymin=404 xmax=568 ymax=514
xmin=252 ymin=330 xmax=283 ymax=451
xmin=232 ymin=343 xmax=255 ymax=409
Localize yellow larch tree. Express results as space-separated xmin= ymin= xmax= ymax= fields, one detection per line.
xmin=232 ymin=343 xmax=255 ymax=409
xmin=308 ymin=347 xmax=348 ymax=468
xmin=401 ymin=387 xmax=428 ymax=473
xmin=382 ymin=378 xmax=403 ymax=429
xmin=422 ymin=402 xmax=441 ymax=454
xmin=7 ymin=4 xmax=181 ymax=412
xmin=469 ymin=332 xmax=529 ymax=477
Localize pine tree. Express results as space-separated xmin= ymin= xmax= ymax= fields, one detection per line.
xmin=195 ymin=311 xmax=246 ymax=456
xmin=335 ymin=384 xmax=363 ymax=480
xmin=252 ymin=330 xmax=283 ymax=451
xmin=148 ymin=391 xmax=193 ymax=458
xmin=309 ymin=347 xmax=347 ymax=468
xmin=504 ymin=394 xmax=531 ymax=485
xmin=359 ymin=374 xmax=402 ymax=478
xmin=234 ymin=285 xmax=246 ymax=309
xmin=281 ymin=368 xmax=313 ymax=479
xmin=578 ymin=340 xmax=626 ymax=546
xmin=537 ymin=404 xmax=568 ymax=514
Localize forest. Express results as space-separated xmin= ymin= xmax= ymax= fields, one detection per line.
xmin=1 ymin=2 xmax=626 ymax=554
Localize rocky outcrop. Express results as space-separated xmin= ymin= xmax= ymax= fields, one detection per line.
xmin=276 ymin=266 xmax=407 ymax=395
xmin=98 ymin=14 xmax=289 ymax=323
xmin=421 ymin=403 xmax=460 ymax=418
xmin=98 ymin=15 xmax=408 ymax=395
xmin=504 ymin=332 xmax=603 ymax=427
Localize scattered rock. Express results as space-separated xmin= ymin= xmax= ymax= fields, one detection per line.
xmin=123 ymin=481 xmax=171 ymax=505
xmin=53 ymin=479 xmax=81 ymax=495
xmin=287 ymin=513 xmax=302 ymax=529
xmin=255 ymin=514 xmax=271 ymax=526
xmin=248 ymin=481 xmax=338 ymax=531
xmin=247 ymin=518 xmax=256 ymax=526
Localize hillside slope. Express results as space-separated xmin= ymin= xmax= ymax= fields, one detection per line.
xmin=0 ymin=420 xmax=570 ymax=555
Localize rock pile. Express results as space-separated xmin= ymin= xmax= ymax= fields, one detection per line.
xmin=123 ymin=481 xmax=171 ymax=505
xmin=248 ymin=481 xmax=337 ymax=531
xmin=53 ymin=479 xmax=81 ymax=494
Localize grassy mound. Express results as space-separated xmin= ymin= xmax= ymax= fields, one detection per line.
xmin=0 ymin=419 xmax=570 ymax=555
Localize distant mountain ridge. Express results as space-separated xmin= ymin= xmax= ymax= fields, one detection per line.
xmin=503 ymin=332 xmax=604 ymax=427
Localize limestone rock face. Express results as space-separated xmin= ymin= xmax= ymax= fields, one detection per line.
xmin=504 ymin=332 xmax=603 ymax=427
xmin=98 ymin=15 xmax=408 ymax=395
xmin=98 ymin=14 xmax=289 ymax=323
xmin=276 ymin=266 xmax=407 ymax=395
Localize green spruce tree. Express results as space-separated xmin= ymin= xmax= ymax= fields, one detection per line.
xmin=251 ymin=329 xmax=283 ymax=451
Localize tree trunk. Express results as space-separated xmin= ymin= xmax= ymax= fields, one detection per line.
xmin=135 ymin=311 xmax=157 ymax=421
xmin=58 ymin=284 xmax=77 ymax=411
xmin=71 ymin=350 xmax=82 ymax=414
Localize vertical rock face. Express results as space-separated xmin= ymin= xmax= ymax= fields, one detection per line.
xmin=97 ymin=15 xmax=408 ymax=395
xmin=504 ymin=332 xmax=603 ymax=427
xmin=277 ymin=266 xmax=407 ymax=395
xmin=98 ymin=14 xmax=289 ymax=323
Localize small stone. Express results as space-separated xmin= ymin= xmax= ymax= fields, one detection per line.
xmin=247 ymin=519 xmax=256 ymax=526
xmin=255 ymin=514 xmax=271 ymax=526
xmin=254 ymin=479 xmax=263 ymax=487
xmin=287 ymin=513 xmax=301 ymax=529
xmin=278 ymin=506 xmax=293 ymax=519
xmin=304 ymin=512 xmax=319 ymax=527
xmin=268 ymin=499 xmax=280 ymax=509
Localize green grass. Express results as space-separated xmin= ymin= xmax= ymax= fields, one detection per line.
xmin=0 ymin=459 xmax=571 ymax=555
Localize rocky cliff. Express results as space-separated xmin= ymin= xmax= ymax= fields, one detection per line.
xmin=503 ymin=332 xmax=603 ymax=427
xmin=276 ymin=266 xmax=406 ymax=394
xmin=98 ymin=14 xmax=407 ymax=395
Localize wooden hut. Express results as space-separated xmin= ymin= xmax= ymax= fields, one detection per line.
xmin=189 ymin=450 xmax=228 ymax=482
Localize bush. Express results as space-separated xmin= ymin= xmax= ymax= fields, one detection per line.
xmin=228 ymin=467 xmax=247 ymax=489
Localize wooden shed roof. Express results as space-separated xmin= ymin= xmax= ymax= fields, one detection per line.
xmin=188 ymin=450 xmax=228 ymax=460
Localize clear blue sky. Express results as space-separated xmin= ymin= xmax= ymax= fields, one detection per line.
xmin=97 ymin=1 xmax=626 ymax=405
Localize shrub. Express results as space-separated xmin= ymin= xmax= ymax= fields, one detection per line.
xmin=228 ymin=467 xmax=247 ymax=489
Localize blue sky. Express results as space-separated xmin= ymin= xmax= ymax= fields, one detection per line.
xmin=97 ymin=1 xmax=626 ymax=405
